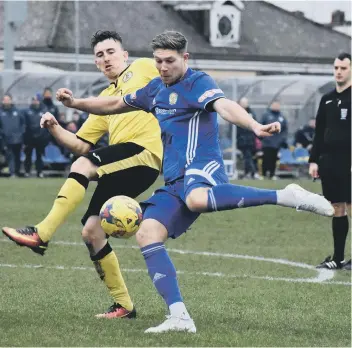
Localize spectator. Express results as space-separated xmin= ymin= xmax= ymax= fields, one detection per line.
xmin=23 ymin=96 xmax=51 ymax=178
xmin=41 ymin=87 xmax=62 ymax=150
xmin=66 ymin=121 xmax=78 ymax=133
xmin=294 ymin=118 xmax=315 ymax=151
xmin=77 ymin=112 xmax=89 ymax=130
xmin=58 ymin=112 xmax=67 ymax=129
xmin=261 ymin=100 xmax=288 ymax=179
xmin=41 ymin=87 xmax=59 ymax=118
xmin=72 ymin=111 xmax=80 ymax=127
xmin=0 ymin=94 xmax=25 ymax=177
xmin=237 ymin=98 xmax=260 ymax=179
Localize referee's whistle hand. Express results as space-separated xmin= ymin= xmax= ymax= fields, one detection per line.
xmin=309 ymin=163 xmax=319 ymax=179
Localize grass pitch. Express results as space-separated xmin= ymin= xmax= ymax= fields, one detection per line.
xmin=0 ymin=178 xmax=350 ymax=347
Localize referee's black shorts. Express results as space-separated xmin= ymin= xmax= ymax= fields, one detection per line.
xmin=81 ymin=142 xmax=159 ymax=225
xmin=319 ymin=152 xmax=351 ymax=204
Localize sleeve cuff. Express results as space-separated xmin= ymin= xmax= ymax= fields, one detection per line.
xmin=123 ymin=96 xmax=143 ymax=110
xmin=76 ymin=135 xmax=95 ymax=147
xmin=204 ymin=96 xmax=225 ymax=112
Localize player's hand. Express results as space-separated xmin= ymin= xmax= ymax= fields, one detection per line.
xmin=253 ymin=122 xmax=281 ymax=138
xmin=56 ymin=88 xmax=74 ymax=107
xmin=309 ymin=162 xmax=319 ymax=179
xmin=40 ymin=112 xmax=58 ymax=128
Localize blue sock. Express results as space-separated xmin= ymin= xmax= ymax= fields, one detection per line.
xmin=207 ymin=184 xmax=277 ymax=211
xmin=141 ymin=242 xmax=183 ymax=306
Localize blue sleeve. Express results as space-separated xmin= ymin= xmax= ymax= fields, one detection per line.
xmin=190 ymin=75 xmax=225 ymax=111
xmin=123 ymin=85 xmax=152 ymax=112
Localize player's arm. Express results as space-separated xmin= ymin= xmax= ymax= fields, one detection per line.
xmin=213 ymin=98 xmax=281 ymax=138
xmin=56 ymin=88 xmax=134 ymax=115
xmin=40 ymin=112 xmax=91 ymax=155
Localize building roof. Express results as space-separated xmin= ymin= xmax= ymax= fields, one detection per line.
xmin=0 ymin=1 xmax=350 ymax=63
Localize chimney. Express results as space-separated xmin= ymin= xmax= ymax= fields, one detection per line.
xmin=331 ymin=10 xmax=345 ymax=26
xmin=292 ymin=11 xmax=304 ymax=18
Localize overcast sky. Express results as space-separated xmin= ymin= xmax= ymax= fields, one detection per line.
xmin=267 ymin=1 xmax=351 ymax=23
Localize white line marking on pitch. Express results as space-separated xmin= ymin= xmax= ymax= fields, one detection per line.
xmin=1 ymin=238 xmax=348 ymax=285
xmin=0 ymin=262 xmax=350 ymax=286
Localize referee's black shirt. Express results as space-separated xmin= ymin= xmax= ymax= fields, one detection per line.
xmin=309 ymin=86 xmax=351 ymax=163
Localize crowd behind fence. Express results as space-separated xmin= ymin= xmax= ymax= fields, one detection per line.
xmin=0 ymin=72 xmax=333 ymax=179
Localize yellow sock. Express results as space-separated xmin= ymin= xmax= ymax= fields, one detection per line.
xmin=36 ymin=176 xmax=88 ymax=242
xmin=93 ymin=249 xmax=133 ymax=311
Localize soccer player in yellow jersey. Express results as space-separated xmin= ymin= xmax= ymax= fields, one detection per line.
xmin=2 ymin=31 xmax=163 ymax=319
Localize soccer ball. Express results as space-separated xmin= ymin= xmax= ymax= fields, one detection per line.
xmin=99 ymin=196 xmax=143 ymax=239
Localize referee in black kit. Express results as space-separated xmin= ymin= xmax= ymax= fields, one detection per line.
xmin=309 ymin=52 xmax=351 ymax=270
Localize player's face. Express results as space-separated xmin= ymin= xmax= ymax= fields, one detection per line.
xmin=94 ymin=39 xmax=128 ymax=80
xmin=334 ymin=58 xmax=351 ymax=86
xmin=153 ymin=49 xmax=189 ymax=85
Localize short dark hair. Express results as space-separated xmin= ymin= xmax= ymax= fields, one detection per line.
xmin=43 ymin=87 xmax=52 ymax=93
xmin=91 ymin=30 xmax=123 ymax=49
xmin=336 ymin=52 xmax=351 ymax=62
xmin=151 ymin=31 xmax=188 ymax=53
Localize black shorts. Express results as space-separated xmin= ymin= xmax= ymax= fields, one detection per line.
xmin=319 ymin=153 xmax=351 ymax=204
xmin=81 ymin=143 xmax=159 ymax=225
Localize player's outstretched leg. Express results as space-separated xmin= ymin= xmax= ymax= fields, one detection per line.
xmin=187 ymin=183 xmax=334 ymax=217
xmin=137 ymin=219 xmax=196 ymax=333
xmin=82 ymin=217 xmax=136 ymax=319
xmin=2 ymin=158 xmax=93 ymax=255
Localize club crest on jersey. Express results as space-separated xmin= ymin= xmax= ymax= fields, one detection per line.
xmin=130 ymin=92 xmax=137 ymax=100
xmin=122 ymin=71 xmax=133 ymax=83
xmin=198 ymin=89 xmax=223 ymax=103
xmin=169 ymin=92 xmax=178 ymax=105
xmin=341 ymin=109 xmax=347 ymax=120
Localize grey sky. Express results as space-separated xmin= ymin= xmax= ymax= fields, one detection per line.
xmin=267 ymin=1 xmax=351 ymax=23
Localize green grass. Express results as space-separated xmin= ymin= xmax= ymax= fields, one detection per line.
xmin=0 ymin=178 xmax=351 ymax=347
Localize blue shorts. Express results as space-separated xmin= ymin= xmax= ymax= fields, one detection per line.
xmin=141 ymin=160 xmax=229 ymax=239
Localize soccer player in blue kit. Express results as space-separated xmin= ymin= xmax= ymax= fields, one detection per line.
xmin=56 ymin=31 xmax=334 ymax=334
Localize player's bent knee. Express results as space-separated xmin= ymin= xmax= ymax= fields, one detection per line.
xmin=70 ymin=156 xmax=97 ymax=178
xmin=332 ymin=203 xmax=347 ymax=217
xmin=136 ymin=219 xmax=167 ymax=247
xmin=82 ymin=225 xmax=98 ymax=244
xmin=186 ymin=188 xmax=209 ymax=212
xmin=81 ymin=217 xmax=106 ymax=244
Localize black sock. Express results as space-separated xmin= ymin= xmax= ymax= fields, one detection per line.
xmin=332 ymin=216 xmax=349 ymax=263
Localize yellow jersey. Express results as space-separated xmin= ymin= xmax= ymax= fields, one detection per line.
xmin=76 ymin=58 xmax=163 ymax=170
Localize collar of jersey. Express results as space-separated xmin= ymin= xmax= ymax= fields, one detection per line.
xmin=110 ymin=65 xmax=130 ymax=87
xmin=335 ymin=84 xmax=351 ymax=96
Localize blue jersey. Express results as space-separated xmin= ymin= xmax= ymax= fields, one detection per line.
xmin=124 ymin=68 xmax=225 ymax=183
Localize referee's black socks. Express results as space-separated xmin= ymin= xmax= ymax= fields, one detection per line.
xmin=332 ymin=215 xmax=349 ymax=263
